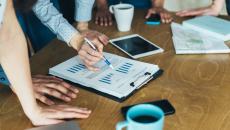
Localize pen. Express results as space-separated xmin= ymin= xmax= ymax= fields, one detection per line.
xmin=84 ymin=38 xmax=114 ymax=69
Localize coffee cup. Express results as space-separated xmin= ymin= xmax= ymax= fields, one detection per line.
xmin=109 ymin=3 xmax=134 ymax=32
xmin=116 ymin=104 xmax=164 ymax=130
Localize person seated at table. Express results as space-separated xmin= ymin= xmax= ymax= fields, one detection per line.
xmin=176 ymin=0 xmax=229 ymax=17
xmin=95 ymin=0 xmax=173 ymax=26
xmin=0 ymin=0 xmax=109 ymax=104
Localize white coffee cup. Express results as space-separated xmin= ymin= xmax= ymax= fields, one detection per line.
xmin=109 ymin=3 xmax=134 ymax=32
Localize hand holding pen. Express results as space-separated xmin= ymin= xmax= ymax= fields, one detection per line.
xmin=84 ymin=38 xmax=114 ymax=69
xmin=70 ymin=30 xmax=110 ymax=71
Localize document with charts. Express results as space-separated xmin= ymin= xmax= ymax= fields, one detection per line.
xmin=171 ymin=22 xmax=230 ymax=54
xmin=49 ymin=53 xmax=162 ymax=102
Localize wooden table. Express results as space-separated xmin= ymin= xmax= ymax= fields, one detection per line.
xmin=1 ymin=10 xmax=230 ymax=130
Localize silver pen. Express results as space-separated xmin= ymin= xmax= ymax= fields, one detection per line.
xmin=84 ymin=38 xmax=114 ymax=69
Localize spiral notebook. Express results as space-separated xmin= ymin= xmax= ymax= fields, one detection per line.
xmin=49 ymin=53 xmax=163 ymax=102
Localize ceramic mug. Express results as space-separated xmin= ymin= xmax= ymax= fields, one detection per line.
xmin=116 ymin=104 xmax=164 ymax=130
xmin=109 ymin=3 xmax=134 ymax=32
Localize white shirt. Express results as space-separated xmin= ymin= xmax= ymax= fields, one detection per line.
xmin=0 ymin=0 xmax=6 ymax=29
xmin=164 ymin=0 xmax=227 ymax=15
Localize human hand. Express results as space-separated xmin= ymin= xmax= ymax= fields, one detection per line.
xmin=28 ymin=105 xmax=91 ymax=126
xmin=176 ymin=5 xmax=220 ymax=17
xmin=145 ymin=7 xmax=172 ymax=23
xmin=32 ymin=75 xmax=79 ymax=105
xmin=95 ymin=5 xmax=113 ymax=26
xmin=70 ymin=31 xmax=109 ymax=71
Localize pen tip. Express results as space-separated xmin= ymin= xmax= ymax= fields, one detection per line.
xmin=110 ymin=65 xmax=114 ymax=70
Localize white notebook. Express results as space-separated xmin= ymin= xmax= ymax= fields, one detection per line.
xmin=183 ymin=16 xmax=230 ymax=41
xmin=171 ymin=22 xmax=230 ymax=54
xmin=49 ymin=53 xmax=162 ymax=102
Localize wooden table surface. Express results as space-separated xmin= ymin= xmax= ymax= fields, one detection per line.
xmin=1 ymin=10 xmax=230 ymax=130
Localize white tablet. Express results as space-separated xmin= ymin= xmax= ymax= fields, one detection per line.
xmin=110 ymin=34 xmax=164 ymax=59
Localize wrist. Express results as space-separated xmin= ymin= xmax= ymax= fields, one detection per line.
xmin=69 ymin=33 xmax=84 ymax=51
xmin=210 ymin=3 xmax=222 ymax=14
xmin=96 ymin=1 xmax=108 ymax=9
xmin=77 ymin=22 xmax=89 ymax=33
xmin=152 ymin=0 xmax=164 ymax=8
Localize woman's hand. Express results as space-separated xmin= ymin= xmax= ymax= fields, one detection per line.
xmin=32 ymin=75 xmax=79 ymax=105
xmin=146 ymin=7 xmax=173 ymax=23
xmin=28 ymin=105 xmax=91 ymax=126
xmin=69 ymin=30 xmax=109 ymax=71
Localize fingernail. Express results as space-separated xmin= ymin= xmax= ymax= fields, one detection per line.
xmin=74 ymin=88 xmax=79 ymax=92
xmin=71 ymin=93 xmax=77 ymax=98
xmin=66 ymin=97 xmax=71 ymax=101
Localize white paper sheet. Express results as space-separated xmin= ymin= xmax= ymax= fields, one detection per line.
xmin=49 ymin=53 xmax=160 ymax=98
xmin=171 ymin=22 xmax=230 ymax=54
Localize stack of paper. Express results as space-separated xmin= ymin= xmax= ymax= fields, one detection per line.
xmin=171 ymin=22 xmax=230 ymax=54
xmin=183 ymin=16 xmax=230 ymax=41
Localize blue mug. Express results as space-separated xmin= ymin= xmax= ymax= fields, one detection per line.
xmin=116 ymin=104 xmax=164 ymax=130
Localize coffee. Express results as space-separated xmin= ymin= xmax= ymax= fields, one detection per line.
xmin=133 ymin=115 xmax=159 ymax=123
xmin=117 ymin=7 xmax=132 ymax=10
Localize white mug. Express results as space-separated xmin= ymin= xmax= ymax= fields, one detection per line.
xmin=109 ymin=3 xmax=134 ymax=32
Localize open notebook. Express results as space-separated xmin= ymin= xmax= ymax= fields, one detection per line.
xmin=49 ymin=53 xmax=163 ymax=102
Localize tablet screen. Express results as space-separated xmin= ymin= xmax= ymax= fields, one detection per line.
xmin=112 ymin=36 xmax=160 ymax=56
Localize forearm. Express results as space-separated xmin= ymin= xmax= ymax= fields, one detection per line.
xmin=75 ymin=0 xmax=95 ymax=22
xmin=0 ymin=0 xmax=38 ymax=117
xmin=212 ymin=0 xmax=225 ymax=12
xmin=33 ymin=0 xmax=78 ymax=44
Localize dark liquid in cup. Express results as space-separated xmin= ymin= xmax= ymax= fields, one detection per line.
xmin=133 ymin=115 xmax=159 ymax=123
xmin=117 ymin=7 xmax=132 ymax=10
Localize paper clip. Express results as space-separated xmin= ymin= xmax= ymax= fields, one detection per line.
xmin=130 ymin=72 xmax=152 ymax=87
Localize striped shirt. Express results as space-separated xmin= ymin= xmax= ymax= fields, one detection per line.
xmin=33 ymin=0 xmax=95 ymax=44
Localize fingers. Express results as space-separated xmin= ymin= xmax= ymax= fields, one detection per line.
xmin=33 ymin=75 xmax=63 ymax=82
xmin=55 ymin=105 xmax=91 ymax=114
xmin=32 ymin=119 xmax=64 ymax=126
xmin=79 ymin=30 xmax=109 ymax=70
xmin=36 ymin=86 xmax=72 ymax=102
xmin=95 ymin=15 xmax=100 ymax=25
xmin=45 ymin=83 xmax=78 ymax=99
xmin=95 ymin=9 xmax=113 ymax=27
xmin=160 ymin=13 xmax=173 ymax=23
xmin=33 ymin=76 xmax=79 ymax=100
xmin=79 ymin=44 xmax=103 ymax=59
xmin=98 ymin=34 xmax=109 ymax=46
xmin=96 ymin=15 xmax=113 ymax=26
xmin=78 ymin=44 xmax=102 ymax=71
xmin=99 ymin=17 xmax=104 ymax=26
xmin=35 ymin=93 xmax=55 ymax=105
xmin=108 ymin=15 xmax=113 ymax=26
xmin=30 ymin=105 xmax=91 ymax=126
xmin=145 ymin=9 xmax=155 ymax=19
xmin=44 ymin=106 xmax=91 ymax=119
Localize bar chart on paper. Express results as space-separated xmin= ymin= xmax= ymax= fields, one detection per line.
xmin=49 ymin=52 xmax=161 ymax=100
xmin=67 ymin=64 xmax=86 ymax=73
xmin=99 ymin=73 xmax=113 ymax=84
xmin=116 ymin=63 xmax=133 ymax=74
